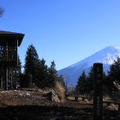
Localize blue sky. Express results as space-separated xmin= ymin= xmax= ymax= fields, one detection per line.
xmin=0 ymin=0 xmax=120 ymax=70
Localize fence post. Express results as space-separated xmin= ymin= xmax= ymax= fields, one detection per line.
xmin=93 ymin=63 xmax=103 ymax=120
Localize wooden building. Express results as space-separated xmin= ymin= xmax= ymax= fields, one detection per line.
xmin=0 ymin=31 xmax=24 ymax=90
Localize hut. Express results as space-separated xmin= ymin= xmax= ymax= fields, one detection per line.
xmin=0 ymin=31 xmax=24 ymax=90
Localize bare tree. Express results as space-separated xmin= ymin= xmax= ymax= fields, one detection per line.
xmin=0 ymin=8 xmax=4 ymax=17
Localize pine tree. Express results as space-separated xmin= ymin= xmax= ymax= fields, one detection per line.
xmin=8 ymin=56 xmax=22 ymax=89
xmin=36 ymin=58 xmax=49 ymax=88
xmin=24 ymin=44 xmax=40 ymax=85
xmin=23 ymin=44 xmax=62 ymax=89
xmin=109 ymin=58 xmax=120 ymax=83
xmin=12 ymin=56 xmax=21 ymax=89
xmin=86 ymin=67 xmax=94 ymax=94
xmin=48 ymin=61 xmax=58 ymax=88
xmin=106 ymin=58 xmax=120 ymax=95
xmin=76 ymin=70 xmax=87 ymax=95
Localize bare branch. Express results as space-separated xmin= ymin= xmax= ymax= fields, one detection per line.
xmin=0 ymin=8 xmax=4 ymax=17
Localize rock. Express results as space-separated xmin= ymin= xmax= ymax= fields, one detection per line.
xmin=43 ymin=91 xmax=60 ymax=102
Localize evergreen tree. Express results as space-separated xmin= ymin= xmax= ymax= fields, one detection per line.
xmin=23 ymin=44 xmax=62 ymax=89
xmin=12 ymin=56 xmax=21 ymax=89
xmin=109 ymin=58 xmax=120 ymax=83
xmin=106 ymin=58 xmax=120 ymax=95
xmin=48 ymin=61 xmax=58 ymax=88
xmin=86 ymin=67 xmax=94 ymax=94
xmin=8 ymin=56 xmax=21 ymax=89
xmin=85 ymin=67 xmax=107 ymax=95
xmin=24 ymin=44 xmax=40 ymax=85
xmin=36 ymin=58 xmax=49 ymax=88
xmin=76 ymin=70 xmax=87 ymax=95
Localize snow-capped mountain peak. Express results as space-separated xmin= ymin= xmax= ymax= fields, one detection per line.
xmin=58 ymin=46 xmax=120 ymax=87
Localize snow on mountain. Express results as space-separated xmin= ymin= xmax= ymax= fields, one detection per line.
xmin=58 ymin=46 xmax=120 ymax=87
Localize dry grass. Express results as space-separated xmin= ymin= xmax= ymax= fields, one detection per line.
xmin=103 ymin=96 xmax=111 ymax=101
xmin=0 ymin=90 xmax=50 ymax=107
xmin=107 ymin=103 xmax=119 ymax=111
xmin=55 ymin=81 xmax=66 ymax=102
xmin=67 ymin=96 xmax=82 ymax=101
xmin=0 ymin=90 xmax=119 ymax=119
xmin=67 ymin=96 xmax=92 ymax=103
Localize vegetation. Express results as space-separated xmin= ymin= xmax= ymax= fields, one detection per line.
xmin=24 ymin=44 xmax=40 ymax=86
xmin=85 ymin=67 xmax=94 ymax=94
xmin=9 ymin=56 xmax=22 ymax=89
xmin=104 ymin=58 xmax=120 ymax=95
xmin=76 ymin=58 xmax=120 ymax=97
xmin=20 ymin=44 xmax=65 ymax=90
xmin=76 ymin=71 xmax=87 ymax=95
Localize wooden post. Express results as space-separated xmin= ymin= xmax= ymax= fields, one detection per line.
xmin=5 ymin=67 xmax=8 ymax=90
xmin=75 ymin=96 xmax=78 ymax=102
xmin=93 ymin=63 xmax=103 ymax=120
xmin=16 ymin=39 xmax=18 ymax=66
xmin=118 ymin=104 xmax=120 ymax=111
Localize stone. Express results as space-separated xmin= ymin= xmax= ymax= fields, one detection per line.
xmin=43 ymin=91 xmax=60 ymax=102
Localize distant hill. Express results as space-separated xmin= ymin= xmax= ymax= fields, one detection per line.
xmin=58 ymin=46 xmax=120 ymax=87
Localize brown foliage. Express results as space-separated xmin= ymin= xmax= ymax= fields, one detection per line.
xmin=55 ymin=81 xmax=66 ymax=102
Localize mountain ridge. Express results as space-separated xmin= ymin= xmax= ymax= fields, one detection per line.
xmin=58 ymin=46 xmax=120 ymax=87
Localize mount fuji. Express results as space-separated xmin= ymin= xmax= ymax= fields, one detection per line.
xmin=58 ymin=46 xmax=120 ymax=87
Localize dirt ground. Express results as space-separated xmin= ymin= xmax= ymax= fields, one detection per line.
xmin=0 ymin=90 xmax=120 ymax=120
